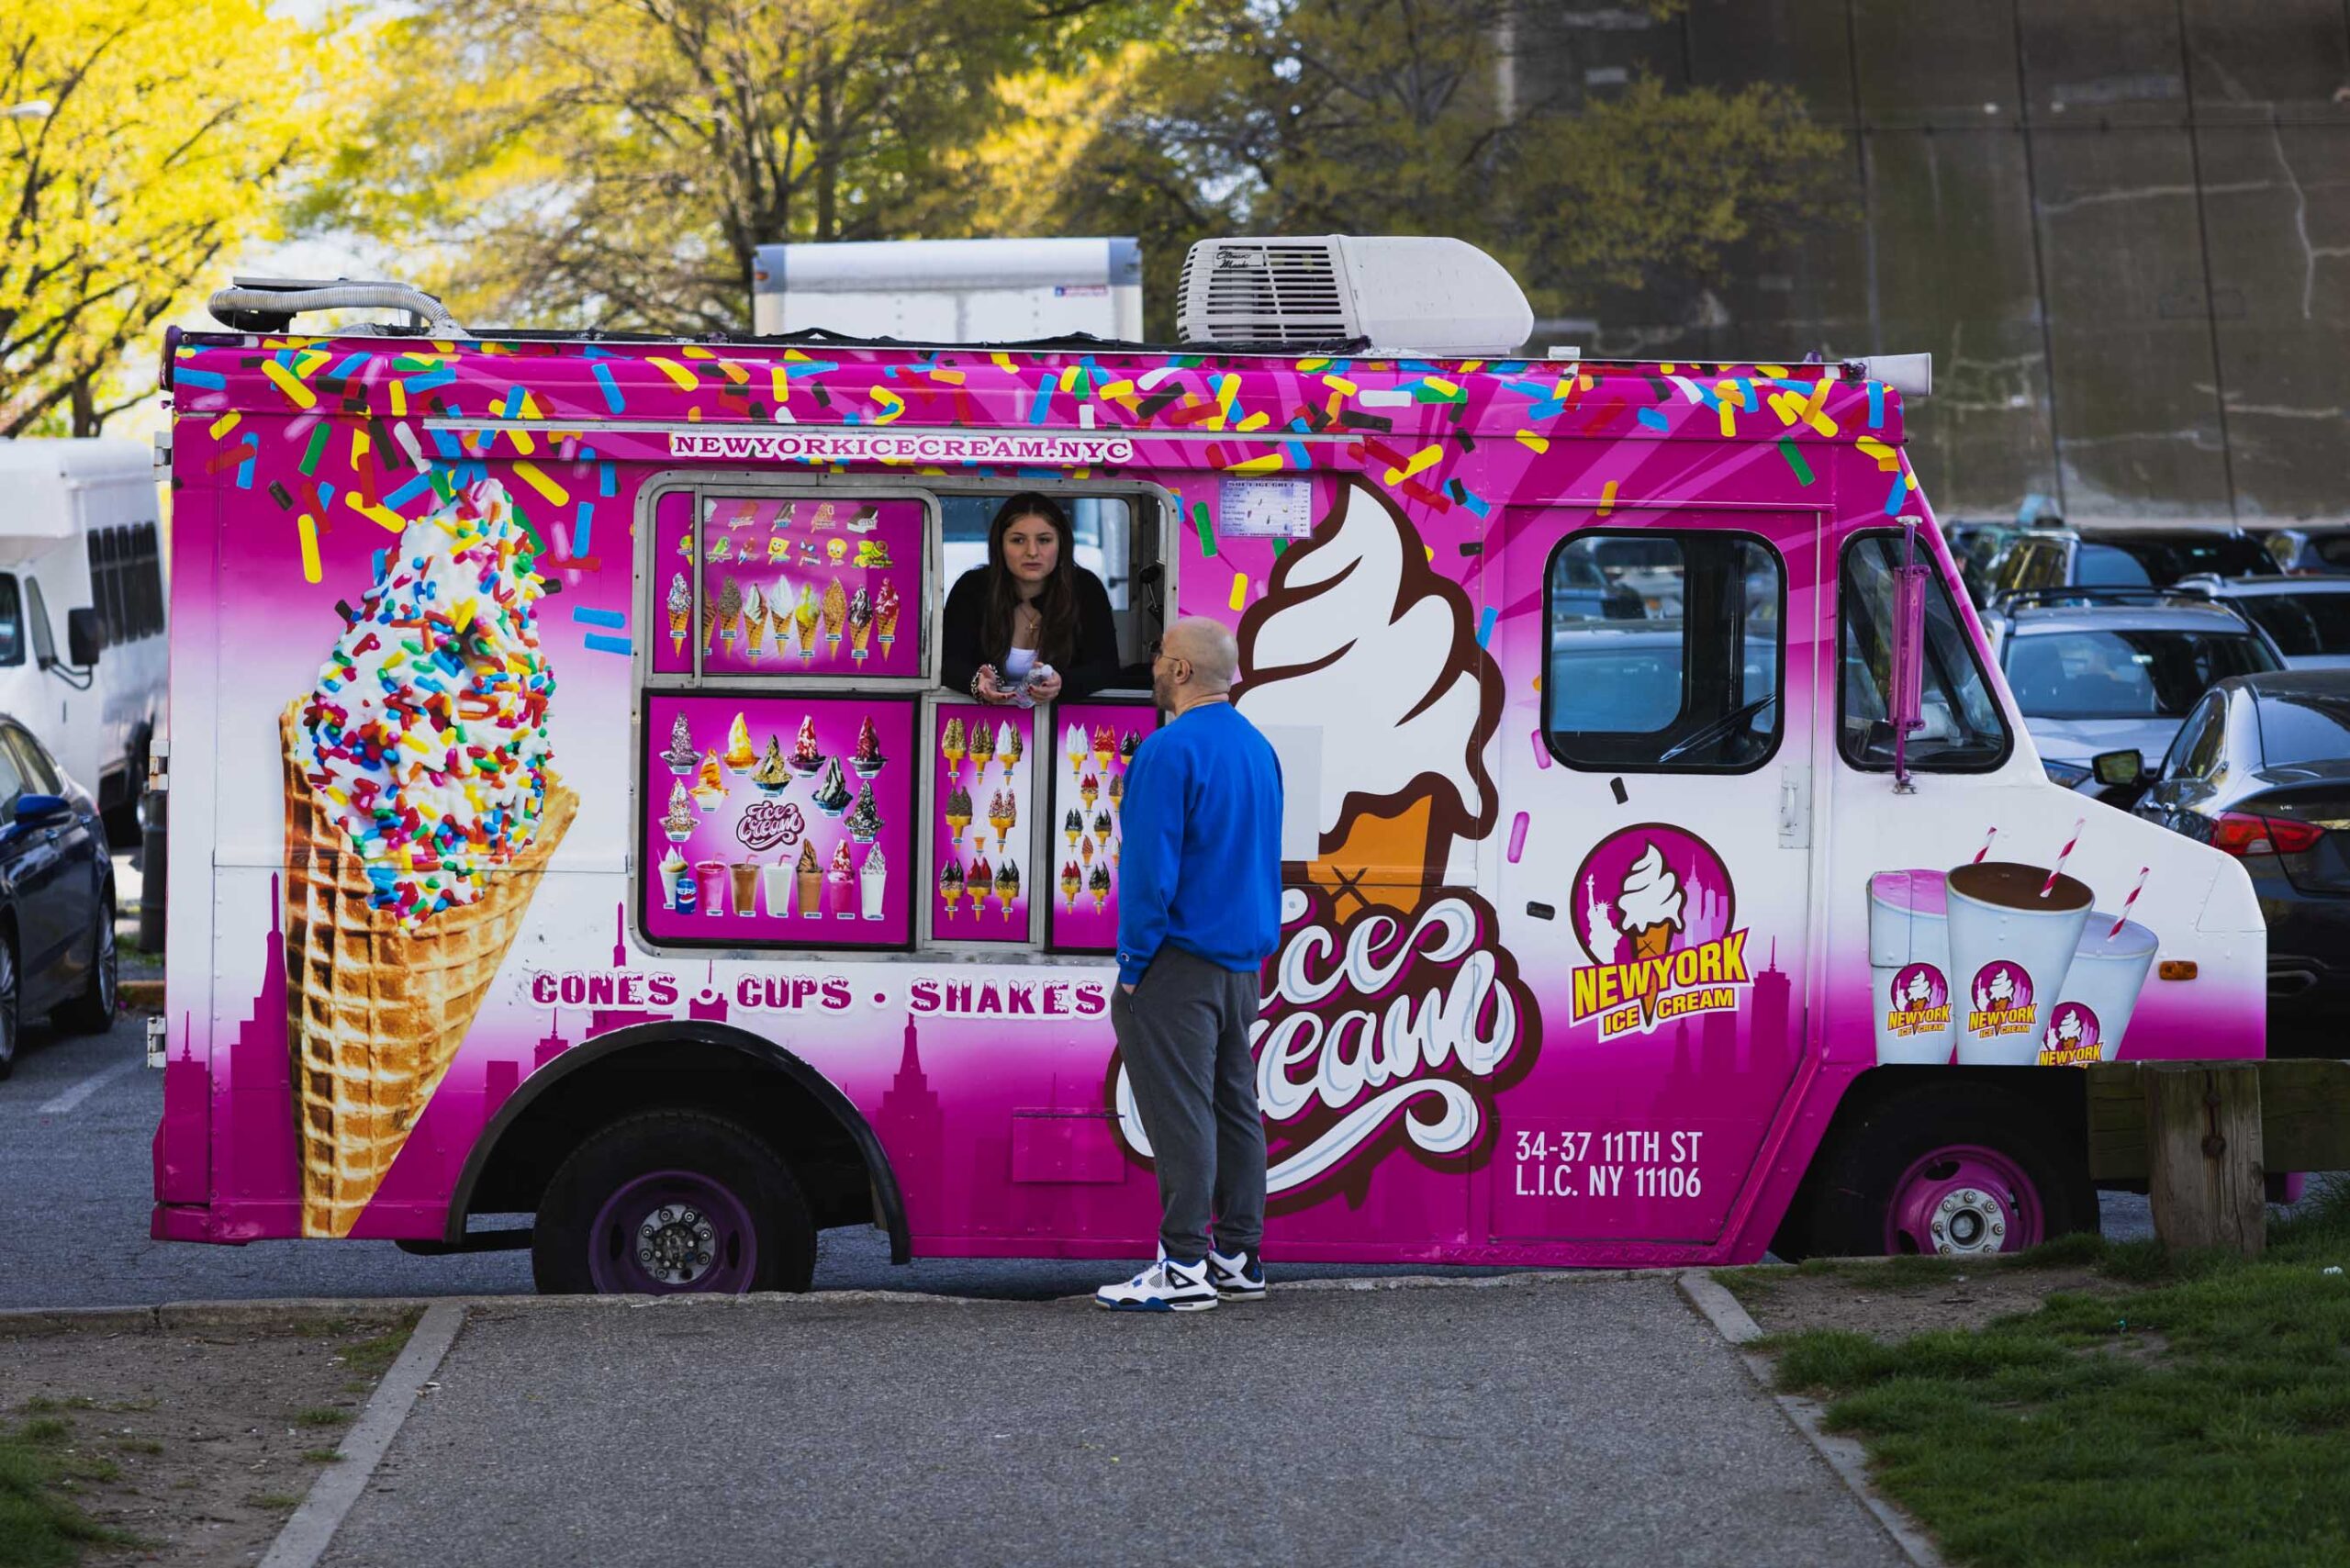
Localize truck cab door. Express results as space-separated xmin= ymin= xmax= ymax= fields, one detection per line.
xmin=1483 ymin=508 xmax=1821 ymax=1249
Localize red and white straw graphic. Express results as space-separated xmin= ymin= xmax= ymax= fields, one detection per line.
xmin=1973 ymin=826 xmax=1998 ymax=864
xmin=2039 ymin=818 xmax=2084 ymax=898
xmin=2109 ymin=867 xmax=2150 ymax=939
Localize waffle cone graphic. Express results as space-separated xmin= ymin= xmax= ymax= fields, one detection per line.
xmin=279 ymin=700 xmax=576 ymax=1238
xmin=1631 ymin=922 xmax=1674 ymax=960
xmin=1305 ymin=797 xmax=1436 ymax=914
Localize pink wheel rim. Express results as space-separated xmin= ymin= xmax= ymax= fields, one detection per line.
xmin=1884 ymin=1143 xmax=2043 ymax=1256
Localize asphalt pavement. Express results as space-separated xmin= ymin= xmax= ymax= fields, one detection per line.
xmin=317 ymin=1279 xmax=1908 ymax=1568
xmin=0 ymin=995 xmax=2265 ymax=1312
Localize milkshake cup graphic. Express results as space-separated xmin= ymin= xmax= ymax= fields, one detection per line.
xmin=695 ymin=859 xmax=729 ymax=917
xmin=1944 ymin=861 xmax=2092 ymax=1066
xmin=729 ymin=862 xmax=759 ymax=917
xmin=761 ymin=858 xmax=795 ymax=920
xmin=1868 ymin=869 xmax=1953 ymax=1064
xmin=658 ymin=846 xmax=687 ymax=910
xmin=2045 ymin=917 xmax=2157 ymax=1066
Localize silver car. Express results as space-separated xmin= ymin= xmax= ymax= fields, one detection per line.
xmin=1988 ymin=595 xmax=2285 ymax=793
xmin=2174 ymin=575 xmax=2350 ymax=672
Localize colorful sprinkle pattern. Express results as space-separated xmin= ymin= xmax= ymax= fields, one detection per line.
xmin=296 ymin=480 xmax=555 ymax=927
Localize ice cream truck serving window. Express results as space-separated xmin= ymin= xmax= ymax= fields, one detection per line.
xmin=152 ymin=248 xmax=2269 ymax=1292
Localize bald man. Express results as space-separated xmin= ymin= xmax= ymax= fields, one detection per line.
xmin=1095 ymin=617 xmax=1285 ymax=1313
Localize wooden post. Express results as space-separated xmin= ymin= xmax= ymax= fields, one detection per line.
xmin=2143 ymin=1062 xmax=2266 ymax=1258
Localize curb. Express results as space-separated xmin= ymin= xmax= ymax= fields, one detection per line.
xmin=259 ymin=1300 xmax=467 ymax=1568
xmin=1677 ymin=1271 xmax=1945 ymax=1568
xmin=0 ymin=1298 xmax=431 ymax=1337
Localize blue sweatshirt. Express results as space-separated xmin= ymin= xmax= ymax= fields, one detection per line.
xmin=1117 ymin=701 xmax=1284 ymax=986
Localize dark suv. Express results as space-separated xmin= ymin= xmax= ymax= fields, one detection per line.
xmin=1987 ymin=527 xmax=2278 ymax=604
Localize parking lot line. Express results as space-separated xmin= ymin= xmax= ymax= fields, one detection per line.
xmin=38 ymin=1057 xmax=140 ymax=1114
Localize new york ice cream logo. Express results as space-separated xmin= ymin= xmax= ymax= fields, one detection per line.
xmin=2039 ymin=1001 xmax=2102 ymax=1067
xmin=1886 ymin=963 xmax=1952 ymax=1039
xmin=1111 ymin=483 xmax=1536 ymax=1204
xmin=1967 ymin=962 xmax=2036 ymax=1038
xmin=1567 ymin=825 xmax=1751 ymax=1037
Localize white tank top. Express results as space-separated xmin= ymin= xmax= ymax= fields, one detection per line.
xmin=1002 ymin=646 xmax=1038 ymax=681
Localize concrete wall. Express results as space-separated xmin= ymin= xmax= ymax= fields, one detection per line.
xmin=1539 ymin=1 xmax=2350 ymax=523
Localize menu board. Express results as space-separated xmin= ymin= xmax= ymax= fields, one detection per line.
xmin=642 ymin=692 xmax=916 ymax=949
xmin=649 ymin=492 xmax=925 ymax=680
xmin=930 ymin=702 xmax=1035 ymax=945
xmin=1046 ymin=700 xmax=1158 ymax=953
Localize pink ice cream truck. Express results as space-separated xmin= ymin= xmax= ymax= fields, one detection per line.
xmin=150 ymin=240 xmax=2264 ymax=1290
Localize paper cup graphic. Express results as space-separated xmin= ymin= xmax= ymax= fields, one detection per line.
xmin=2044 ymin=917 xmax=2156 ymax=1066
xmin=1869 ymin=870 xmax=1953 ymax=1064
xmin=761 ymin=863 xmax=795 ymax=920
xmin=1945 ymin=862 xmax=2092 ymax=1065
xmin=695 ymin=860 xmax=729 ymax=917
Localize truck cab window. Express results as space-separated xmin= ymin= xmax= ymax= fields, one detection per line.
xmin=1839 ymin=532 xmax=2011 ymax=771
xmin=1543 ymin=530 xmax=1784 ymax=773
xmin=23 ymin=577 xmax=54 ymax=666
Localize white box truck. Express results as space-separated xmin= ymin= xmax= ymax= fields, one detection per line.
xmin=0 ymin=439 xmax=168 ymax=823
xmin=751 ymin=237 xmax=1143 ymax=342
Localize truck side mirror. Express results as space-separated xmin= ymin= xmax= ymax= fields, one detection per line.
xmin=2093 ymin=749 xmax=2143 ymax=787
xmin=66 ymin=607 xmax=104 ymax=667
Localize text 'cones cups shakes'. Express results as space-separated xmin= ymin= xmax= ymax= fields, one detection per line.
xmin=281 ymin=480 xmax=570 ymax=1238
xmin=1235 ymin=483 xmax=1502 ymax=913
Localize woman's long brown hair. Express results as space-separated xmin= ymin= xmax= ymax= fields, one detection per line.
xmin=980 ymin=493 xmax=1080 ymax=666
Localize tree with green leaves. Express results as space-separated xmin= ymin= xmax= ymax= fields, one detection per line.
xmin=309 ymin=0 xmax=1154 ymax=331
xmin=1 ymin=0 xmax=352 ymax=435
xmin=979 ymin=0 xmax=1844 ymax=338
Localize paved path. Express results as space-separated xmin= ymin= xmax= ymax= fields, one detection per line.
xmin=319 ymin=1278 xmax=1908 ymax=1568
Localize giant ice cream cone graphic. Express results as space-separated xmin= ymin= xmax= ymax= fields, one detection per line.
xmin=1234 ymin=484 xmax=1502 ymax=913
xmin=280 ymin=480 xmax=570 ymax=1238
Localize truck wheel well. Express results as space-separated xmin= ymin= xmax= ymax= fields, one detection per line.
xmin=1772 ymin=1066 xmax=2089 ymax=1259
xmin=453 ymin=1025 xmax=906 ymax=1260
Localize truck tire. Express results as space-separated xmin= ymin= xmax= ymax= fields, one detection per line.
xmin=532 ymin=1110 xmax=815 ymax=1295
xmin=1784 ymin=1081 xmax=2096 ymax=1260
xmin=52 ymin=900 xmax=118 ymax=1036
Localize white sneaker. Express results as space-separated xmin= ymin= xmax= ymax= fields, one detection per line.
xmin=1094 ymin=1256 xmax=1218 ymax=1313
xmin=1207 ymin=1249 xmax=1267 ymax=1301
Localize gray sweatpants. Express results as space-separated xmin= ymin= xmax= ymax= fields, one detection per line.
xmin=1111 ymin=945 xmax=1267 ymax=1264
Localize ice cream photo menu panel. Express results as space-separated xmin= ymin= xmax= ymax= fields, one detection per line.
xmin=642 ymin=692 xmax=915 ymax=949
xmin=1046 ymin=700 xmax=1157 ymax=953
xmin=931 ymin=702 xmax=1035 ymax=945
xmin=652 ymin=492 xmax=926 ymax=681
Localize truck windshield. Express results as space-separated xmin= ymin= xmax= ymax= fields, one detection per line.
xmin=1840 ymin=532 xmax=2010 ymax=770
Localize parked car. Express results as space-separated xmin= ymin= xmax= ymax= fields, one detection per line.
xmin=2259 ymin=527 xmax=2350 ymax=577
xmin=2127 ymin=672 xmax=2350 ymax=1022
xmin=0 ymin=711 xmax=117 ymax=1078
xmin=1986 ymin=594 xmax=2282 ymax=795
xmin=2173 ymin=576 xmax=2350 ymax=671
xmin=1985 ymin=525 xmax=2278 ymax=604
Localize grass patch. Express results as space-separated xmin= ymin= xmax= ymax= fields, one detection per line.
xmin=1764 ymin=1177 xmax=2350 ymax=1567
xmin=300 ymin=1449 xmax=342 ymax=1464
xmin=292 ymin=1407 xmax=353 ymax=1428
xmin=109 ymin=1438 xmax=162 ymax=1457
xmin=337 ymin=1321 xmax=417 ymax=1379
xmin=246 ymin=1494 xmax=304 ymax=1512
xmin=0 ymin=1417 xmax=131 ymax=1566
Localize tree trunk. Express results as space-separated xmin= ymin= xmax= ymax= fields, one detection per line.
xmin=71 ymin=375 xmax=98 ymax=438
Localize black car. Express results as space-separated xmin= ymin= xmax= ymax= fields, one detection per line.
xmin=1987 ymin=526 xmax=2279 ymax=604
xmin=0 ymin=714 xmax=117 ymax=1078
xmin=2129 ymin=672 xmax=2350 ymax=1025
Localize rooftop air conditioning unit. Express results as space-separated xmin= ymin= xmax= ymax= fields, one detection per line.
xmin=1176 ymin=235 xmax=1533 ymax=356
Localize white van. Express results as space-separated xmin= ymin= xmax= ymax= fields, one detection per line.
xmin=0 ymin=439 xmax=168 ymax=822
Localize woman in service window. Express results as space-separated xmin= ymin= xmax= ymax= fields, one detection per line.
xmin=940 ymin=492 xmax=1121 ymax=706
